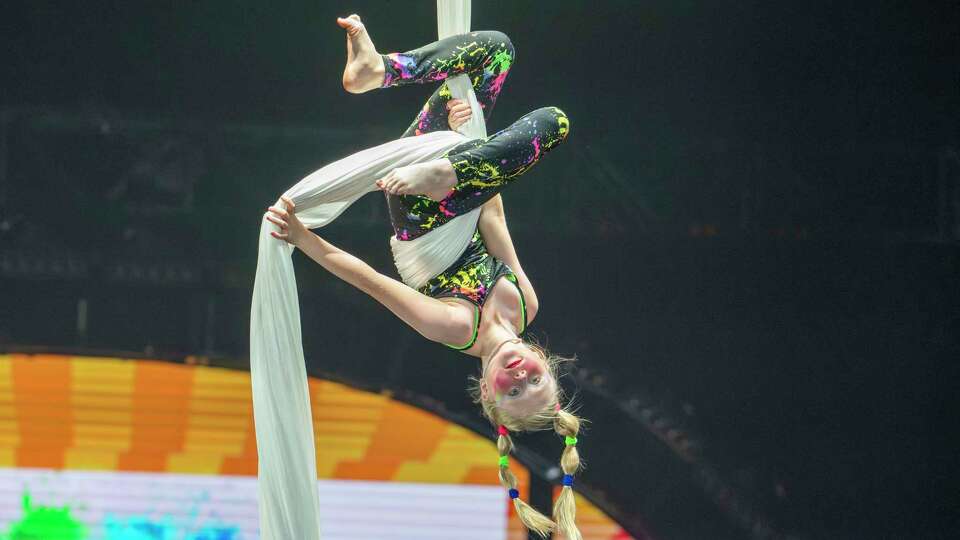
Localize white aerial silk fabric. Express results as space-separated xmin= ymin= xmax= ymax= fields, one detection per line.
xmin=390 ymin=0 xmax=488 ymax=288
xmin=249 ymin=2 xmax=487 ymax=539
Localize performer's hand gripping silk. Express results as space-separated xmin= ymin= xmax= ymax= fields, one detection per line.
xmin=263 ymin=16 xmax=583 ymax=539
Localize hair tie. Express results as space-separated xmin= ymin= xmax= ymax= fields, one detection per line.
xmin=497 ymin=425 xmax=509 ymax=436
xmin=554 ymin=403 xmax=562 ymax=412
xmin=564 ymin=436 xmax=578 ymax=446
xmin=508 ymin=488 xmax=520 ymax=499
xmin=498 ymin=455 xmax=509 ymax=467
xmin=562 ymin=474 xmax=575 ymax=487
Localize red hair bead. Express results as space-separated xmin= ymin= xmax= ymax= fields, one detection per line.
xmin=497 ymin=425 xmax=509 ymax=436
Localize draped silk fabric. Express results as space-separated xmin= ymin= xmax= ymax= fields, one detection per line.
xmin=249 ymin=2 xmax=486 ymax=538
xmin=390 ymin=0 xmax=487 ymax=289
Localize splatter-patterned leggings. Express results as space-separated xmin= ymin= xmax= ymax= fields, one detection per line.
xmin=380 ymin=31 xmax=570 ymax=241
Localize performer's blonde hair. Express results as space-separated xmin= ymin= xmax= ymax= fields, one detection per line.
xmin=469 ymin=343 xmax=585 ymax=540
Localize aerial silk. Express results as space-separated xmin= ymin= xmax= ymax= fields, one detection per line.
xmin=249 ymin=2 xmax=487 ymax=539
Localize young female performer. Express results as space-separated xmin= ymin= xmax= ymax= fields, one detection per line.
xmin=266 ymin=16 xmax=583 ymax=538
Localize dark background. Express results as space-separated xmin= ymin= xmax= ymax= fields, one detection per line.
xmin=1 ymin=1 xmax=959 ymax=539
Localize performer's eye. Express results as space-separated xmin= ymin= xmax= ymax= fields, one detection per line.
xmin=530 ymin=375 xmax=542 ymax=385
xmin=508 ymin=387 xmax=521 ymax=397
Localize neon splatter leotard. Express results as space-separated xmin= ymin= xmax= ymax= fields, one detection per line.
xmin=417 ymin=230 xmax=527 ymax=350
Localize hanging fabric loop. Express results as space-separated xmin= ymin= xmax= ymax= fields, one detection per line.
xmin=250 ymin=3 xmax=483 ymax=538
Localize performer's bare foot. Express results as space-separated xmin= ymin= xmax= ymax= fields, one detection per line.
xmin=336 ymin=15 xmax=385 ymax=94
xmin=376 ymin=160 xmax=458 ymax=201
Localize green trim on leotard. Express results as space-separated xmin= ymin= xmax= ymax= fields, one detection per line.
xmin=446 ymin=304 xmax=481 ymax=351
xmin=503 ymin=273 xmax=527 ymax=334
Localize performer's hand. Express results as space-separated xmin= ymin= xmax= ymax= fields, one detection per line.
xmin=265 ymin=196 xmax=308 ymax=246
xmin=446 ymin=99 xmax=472 ymax=130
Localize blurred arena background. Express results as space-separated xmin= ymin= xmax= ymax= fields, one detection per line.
xmin=1 ymin=1 xmax=958 ymax=539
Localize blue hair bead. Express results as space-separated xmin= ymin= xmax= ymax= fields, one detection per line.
xmin=508 ymin=488 xmax=520 ymax=499
xmin=562 ymin=474 xmax=574 ymax=487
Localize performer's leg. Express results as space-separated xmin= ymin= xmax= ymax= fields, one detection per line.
xmin=385 ymin=31 xmax=516 ymax=237
xmin=390 ymin=107 xmax=569 ymax=239
xmin=339 ymin=15 xmax=513 ymax=106
xmin=440 ymin=106 xmax=570 ymax=213
xmin=382 ymin=31 xmax=515 ymax=137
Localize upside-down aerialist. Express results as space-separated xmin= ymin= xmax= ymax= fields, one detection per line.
xmin=265 ymin=15 xmax=584 ymax=539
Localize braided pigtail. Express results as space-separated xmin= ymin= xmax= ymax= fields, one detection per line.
xmin=495 ymin=423 xmax=556 ymax=538
xmin=553 ymin=408 xmax=583 ymax=540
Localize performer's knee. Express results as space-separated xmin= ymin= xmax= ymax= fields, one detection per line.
xmin=551 ymin=107 xmax=570 ymax=141
xmin=477 ymin=30 xmax=515 ymax=60
xmin=532 ymin=106 xmax=570 ymax=146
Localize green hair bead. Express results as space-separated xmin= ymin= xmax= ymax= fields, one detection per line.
xmin=498 ymin=455 xmax=509 ymax=467
xmin=565 ymin=436 xmax=578 ymax=446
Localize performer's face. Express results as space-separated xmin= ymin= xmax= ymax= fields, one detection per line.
xmin=481 ymin=341 xmax=555 ymax=417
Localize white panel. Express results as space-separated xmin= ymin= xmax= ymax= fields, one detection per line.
xmin=0 ymin=468 xmax=506 ymax=540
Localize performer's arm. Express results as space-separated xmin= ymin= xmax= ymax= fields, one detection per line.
xmin=266 ymin=199 xmax=472 ymax=345
xmin=477 ymin=195 xmax=539 ymax=322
